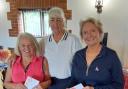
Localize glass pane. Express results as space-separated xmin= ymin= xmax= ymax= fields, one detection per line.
xmin=23 ymin=11 xmax=41 ymax=37
xmin=44 ymin=12 xmax=52 ymax=36
xmin=21 ymin=10 xmax=52 ymax=37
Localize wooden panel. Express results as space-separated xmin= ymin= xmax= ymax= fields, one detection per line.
xmin=9 ymin=29 xmax=18 ymax=36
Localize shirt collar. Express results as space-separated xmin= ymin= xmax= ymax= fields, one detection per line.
xmin=49 ymin=31 xmax=69 ymax=42
xmin=82 ymin=45 xmax=106 ymax=59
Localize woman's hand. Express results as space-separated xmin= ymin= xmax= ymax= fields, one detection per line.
xmin=83 ymin=86 xmax=94 ymax=89
xmin=15 ymin=83 xmax=27 ymax=89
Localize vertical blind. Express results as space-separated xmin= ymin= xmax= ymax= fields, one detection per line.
xmin=20 ymin=9 xmax=52 ymax=37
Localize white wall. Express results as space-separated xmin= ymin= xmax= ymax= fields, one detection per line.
xmin=67 ymin=0 xmax=128 ymax=65
xmin=0 ymin=0 xmax=128 ymax=66
xmin=0 ymin=0 xmax=17 ymax=48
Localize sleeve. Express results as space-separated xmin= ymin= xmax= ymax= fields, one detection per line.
xmin=72 ymin=36 xmax=82 ymax=55
xmin=68 ymin=53 xmax=79 ymax=88
xmin=95 ymin=51 xmax=124 ymax=89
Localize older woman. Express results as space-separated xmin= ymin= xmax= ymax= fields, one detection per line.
xmin=70 ymin=18 xmax=124 ymax=89
xmin=4 ymin=33 xmax=51 ymax=89
xmin=40 ymin=7 xmax=82 ymax=89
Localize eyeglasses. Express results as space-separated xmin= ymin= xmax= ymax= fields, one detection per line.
xmin=50 ymin=17 xmax=63 ymax=22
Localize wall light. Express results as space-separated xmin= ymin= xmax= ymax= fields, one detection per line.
xmin=95 ymin=0 xmax=103 ymax=14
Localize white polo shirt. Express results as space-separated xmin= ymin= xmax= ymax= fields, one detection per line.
xmin=44 ymin=32 xmax=82 ymax=79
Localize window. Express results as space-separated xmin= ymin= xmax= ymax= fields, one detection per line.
xmin=19 ymin=9 xmax=52 ymax=37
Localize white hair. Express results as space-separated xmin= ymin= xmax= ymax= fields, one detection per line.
xmin=48 ymin=7 xmax=66 ymax=23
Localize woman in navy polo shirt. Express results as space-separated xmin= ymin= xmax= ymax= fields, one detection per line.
xmin=70 ymin=17 xmax=124 ymax=89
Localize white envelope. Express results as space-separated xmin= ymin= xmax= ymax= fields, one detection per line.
xmin=24 ymin=76 xmax=39 ymax=89
xmin=69 ymin=83 xmax=84 ymax=89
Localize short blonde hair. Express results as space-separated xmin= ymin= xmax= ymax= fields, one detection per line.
xmin=15 ymin=33 xmax=41 ymax=57
xmin=48 ymin=7 xmax=66 ymax=22
xmin=80 ymin=17 xmax=103 ymax=38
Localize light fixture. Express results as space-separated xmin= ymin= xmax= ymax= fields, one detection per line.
xmin=95 ymin=0 xmax=103 ymax=14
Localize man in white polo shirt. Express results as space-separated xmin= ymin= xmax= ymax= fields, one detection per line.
xmin=40 ymin=7 xmax=82 ymax=89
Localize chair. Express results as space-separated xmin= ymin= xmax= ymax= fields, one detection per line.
xmin=124 ymin=74 xmax=128 ymax=89
xmin=0 ymin=46 xmax=3 ymax=50
xmin=101 ymin=32 xmax=108 ymax=46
